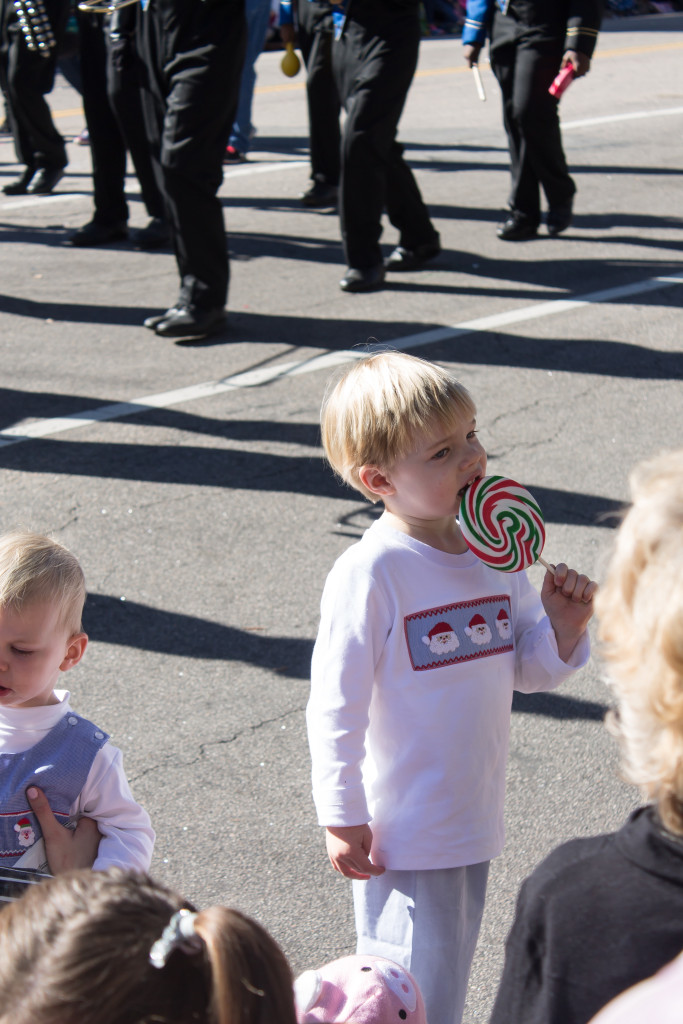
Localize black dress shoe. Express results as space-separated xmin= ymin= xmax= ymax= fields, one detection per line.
xmin=339 ymin=265 xmax=385 ymax=293
xmin=300 ymin=180 xmax=338 ymax=208
xmin=2 ymin=167 xmax=37 ymax=195
xmin=547 ymin=199 xmax=573 ymax=237
xmin=154 ymin=304 xmax=226 ymax=341
xmin=385 ymin=233 xmax=441 ymax=271
xmin=131 ymin=217 xmax=171 ymax=250
xmin=27 ymin=166 xmax=65 ymax=195
xmin=69 ymin=220 xmax=128 ymax=247
xmin=497 ymin=212 xmax=539 ymax=241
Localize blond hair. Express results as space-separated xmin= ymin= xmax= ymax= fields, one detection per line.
xmin=321 ymin=351 xmax=475 ymax=500
xmin=596 ymin=449 xmax=683 ymax=833
xmin=0 ymin=869 xmax=297 ymax=1024
xmin=0 ymin=530 xmax=85 ymax=636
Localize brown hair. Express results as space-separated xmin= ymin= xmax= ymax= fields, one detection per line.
xmin=0 ymin=869 xmax=297 ymax=1024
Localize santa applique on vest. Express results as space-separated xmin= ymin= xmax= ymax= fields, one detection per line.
xmin=464 ymin=613 xmax=492 ymax=646
xmin=13 ymin=818 xmax=36 ymax=850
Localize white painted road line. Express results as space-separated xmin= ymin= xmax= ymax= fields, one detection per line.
xmin=0 ymin=163 xmax=308 ymax=213
xmin=2 ymin=270 xmax=682 ymax=449
xmin=223 ymin=160 xmax=308 ymax=180
xmin=2 ymin=107 xmax=682 ymax=212
xmin=0 ymin=192 xmax=88 ymax=212
xmin=561 ymin=106 xmax=683 ymax=130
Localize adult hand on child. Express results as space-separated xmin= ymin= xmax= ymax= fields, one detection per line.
xmin=27 ymin=786 xmax=101 ymax=874
xmin=541 ymin=563 xmax=597 ymax=663
xmin=326 ymin=824 xmax=385 ymax=881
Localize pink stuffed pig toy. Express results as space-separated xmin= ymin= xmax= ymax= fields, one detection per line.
xmin=294 ymin=954 xmax=427 ymax=1024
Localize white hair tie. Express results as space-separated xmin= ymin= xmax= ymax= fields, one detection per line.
xmin=149 ymin=908 xmax=202 ymax=969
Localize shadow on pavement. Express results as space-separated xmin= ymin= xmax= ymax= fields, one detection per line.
xmin=0 ymin=430 xmax=628 ymax=525
xmin=83 ymin=592 xmax=314 ymax=678
xmin=425 ymin=331 xmax=683 ymax=379
xmin=512 ymin=690 xmax=608 ymax=721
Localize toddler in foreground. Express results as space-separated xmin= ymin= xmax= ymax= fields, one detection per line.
xmin=0 ymin=530 xmax=154 ymax=872
xmin=308 ymin=352 xmax=596 ymax=1024
xmin=0 ymin=868 xmax=296 ymax=1024
xmin=1 ymin=866 xmax=430 ymax=1024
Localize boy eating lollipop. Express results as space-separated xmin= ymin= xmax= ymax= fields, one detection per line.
xmin=308 ymin=351 xmax=596 ymax=1024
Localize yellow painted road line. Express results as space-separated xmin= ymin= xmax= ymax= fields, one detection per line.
xmin=254 ymin=39 xmax=683 ymax=91
xmin=51 ymin=36 xmax=683 ymax=116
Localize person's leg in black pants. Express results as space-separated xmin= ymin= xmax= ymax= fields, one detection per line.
xmin=135 ymin=1 xmax=167 ymax=215
xmin=106 ymin=5 xmax=168 ymax=245
xmin=138 ymin=0 xmax=246 ymax=338
xmin=74 ymin=10 xmax=129 ymax=237
xmin=490 ymin=8 xmax=573 ymax=239
xmin=334 ymin=2 xmax=437 ymax=290
xmin=509 ymin=35 xmax=574 ymax=213
xmin=297 ymin=0 xmax=340 ymax=206
xmin=1 ymin=0 xmax=69 ymax=194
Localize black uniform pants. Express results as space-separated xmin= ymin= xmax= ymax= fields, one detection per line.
xmin=79 ymin=11 xmax=127 ymax=224
xmin=333 ymin=1 xmax=436 ymax=270
xmin=109 ymin=6 xmax=166 ymax=221
xmin=78 ymin=9 xmax=165 ymax=226
xmin=0 ymin=0 xmax=68 ymax=170
xmin=297 ymin=0 xmax=340 ymax=187
xmin=490 ymin=6 xmax=575 ymax=221
xmin=138 ymin=0 xmax=246 ymax=311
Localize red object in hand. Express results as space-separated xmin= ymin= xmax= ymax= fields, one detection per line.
xmin=549 ymin=63 xmax=575 ymax=99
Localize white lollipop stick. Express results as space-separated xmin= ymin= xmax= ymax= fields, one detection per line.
xmin=472 ymin=64 xmax=486 ymax=102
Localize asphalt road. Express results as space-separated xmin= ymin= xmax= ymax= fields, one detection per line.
xmin=1 ymin=12 xmax=682 ymax=1021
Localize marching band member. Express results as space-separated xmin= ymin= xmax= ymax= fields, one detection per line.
xmin=138 ymin=0 xmax=246 ymax=341
xmin=70 ymin=5 xmax=169 ymax=249
xmin=279 ymin=0 xmax=341 ymax=209
xmin=307 ymin=0 xmax=440 ymax=293
xmin=0 ymin=0 xmax=70 ymax=195
xmin=463 ymin=0 xmax=602 ymax=241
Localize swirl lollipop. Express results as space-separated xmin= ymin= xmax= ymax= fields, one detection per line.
xmin=459 ymin=475 xmax=553 ymax=573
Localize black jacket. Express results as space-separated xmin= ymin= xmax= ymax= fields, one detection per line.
xmin=489 ymin=805 xmax=683 ymax=1024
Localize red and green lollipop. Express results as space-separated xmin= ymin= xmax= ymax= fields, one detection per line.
xmin=459 ymin=475 xmax=553 ymax=573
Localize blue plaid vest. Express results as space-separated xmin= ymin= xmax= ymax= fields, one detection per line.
xmin=1 ymin=711 xmax=108 ymax=865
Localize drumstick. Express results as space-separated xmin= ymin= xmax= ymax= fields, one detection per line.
xmin=472 ymin=64 xmax=486 ymax=102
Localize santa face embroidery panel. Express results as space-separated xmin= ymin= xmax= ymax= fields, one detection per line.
xmin=404 ymin=595 xmax=513 ymax=670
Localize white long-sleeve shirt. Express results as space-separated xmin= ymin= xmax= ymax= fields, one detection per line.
xmin=0 ymin=690 xmax=155 ymax=872
xmin=308 ymin=519 xmax=589 ymax=870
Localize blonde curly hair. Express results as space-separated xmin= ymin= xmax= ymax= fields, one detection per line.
xmin=596 ymin=449 xmax=683 ymax=834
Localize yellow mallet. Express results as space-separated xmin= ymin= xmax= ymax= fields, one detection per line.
xmin=281 ymin=42 xmax=301 ymax=77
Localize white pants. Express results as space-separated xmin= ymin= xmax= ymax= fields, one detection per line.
xmin=352 ymin=863 xmax=490 ymax=1024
